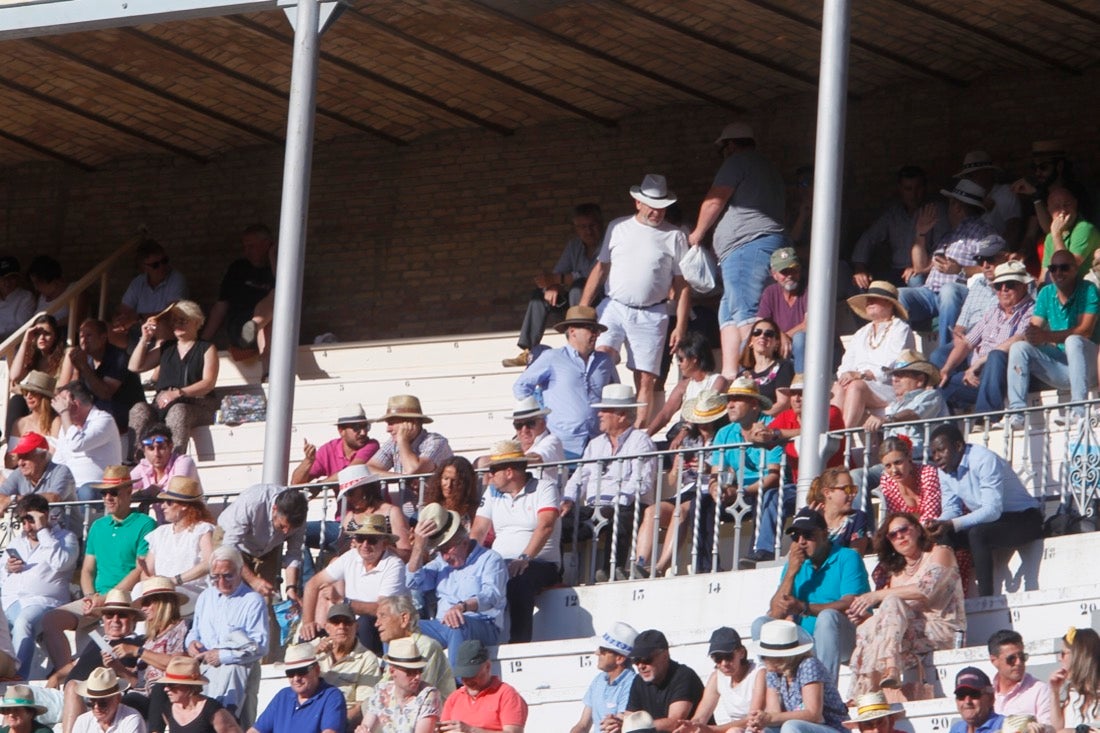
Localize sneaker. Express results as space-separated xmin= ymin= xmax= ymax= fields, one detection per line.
xmin=501 ymin=349 xmax=530 ymax=368
xmin=594 ymin=569 xmax=610 ymax=583
xmin=738 ymin=549 xmax=774 ymax=569
xmin=1007 ymin=414 xmax=1026 ymax=431
xmin=240 ymin=320 xmax=258 ymax=348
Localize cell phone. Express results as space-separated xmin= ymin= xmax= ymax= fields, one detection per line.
xmin=5 ymin=548 xmax=21 ymax=562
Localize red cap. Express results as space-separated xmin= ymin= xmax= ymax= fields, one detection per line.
xmin=12 ymin=432 xmax=47 ymax=455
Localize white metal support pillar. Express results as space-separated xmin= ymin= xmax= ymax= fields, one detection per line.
xmin=261 ymin=0 xmax=344 ymax=484
xmin=797 ymin=0 xmax=850 ymax=505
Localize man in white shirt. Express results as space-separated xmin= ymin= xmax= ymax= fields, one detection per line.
xmin=0 ymin=256 xmax=35 ymax=341
xmin=955 ymin=150 xmax=1023 ymax=250
xmin=52 ymin=381 xmax=122 ymax=501
xmin=581 ymin=174 xmax=692 ymax=427
xmin=0 ymin=494 xmax=79 ymax=680
xmin=72 ymin=667 xmax=145 ymax=733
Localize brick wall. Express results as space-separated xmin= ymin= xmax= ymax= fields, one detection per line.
xmin=0 ymin=67 xmax=1096 ymax=344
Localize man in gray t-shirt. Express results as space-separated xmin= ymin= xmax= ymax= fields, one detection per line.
xmin=689 ymin=122 xmax=787 ymax=380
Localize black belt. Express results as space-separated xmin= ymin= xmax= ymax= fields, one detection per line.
xmin=617 ymin=298 xmax=668 ymax=310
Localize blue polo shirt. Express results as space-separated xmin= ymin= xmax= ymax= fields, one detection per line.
xmin=711 ymin=419 xmax=783 ymax=485
xmin=582 ymin=667 xmax=637 ymax=731
xmin=949 ymin=712 xmax=1003 ymax=733
xmin=779 ymin=545 xmax=870 ymax=635
xmin=252 ymin=679 xmax=347 ymax=733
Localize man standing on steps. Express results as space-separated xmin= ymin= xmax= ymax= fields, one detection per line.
xmin=949 ymin=667 xmax=1003 ymax=733
xmin=988 ymin=629 xmax=1053 ymax=726
xmin=581 ymin=174 xmax=692 ymax=428
xmin=502 ymin=203 xmax=605 ymax=368
xmin=689 ymin=122 xmax=787 ymax=382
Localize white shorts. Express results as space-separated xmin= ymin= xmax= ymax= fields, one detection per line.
xmin=596 ymin=298 xmax=669 ymax=375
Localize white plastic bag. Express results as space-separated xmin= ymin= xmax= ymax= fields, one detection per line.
xmin=680 ymin=245 xmax=719 ymax=295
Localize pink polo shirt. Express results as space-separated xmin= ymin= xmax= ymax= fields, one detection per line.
xmin=994 ymin=672 xmax=1053 ymax=725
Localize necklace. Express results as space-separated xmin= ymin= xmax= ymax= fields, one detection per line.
xmin=865 ymin=318 xmax=894 ymax=350
xmin=902 ymin=556 xmax=922 ymax=576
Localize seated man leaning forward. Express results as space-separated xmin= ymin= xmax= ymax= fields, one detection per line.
xmin=405 ymin=502 xmax=508 ymax=666
xmin=313 ymin=602 xmax=382 ymax=726
xmin=249 ymin=643 xmax=346 ymax=733
xmin=440 ymin=640 xmax=528 ymax=733
xmin=186 ymin=545 xmax=269 ymax=727
xmin=753 ymin=508 xmax=871 ymax=684
xmin=614 ymin=629 xmax=705 ymax=733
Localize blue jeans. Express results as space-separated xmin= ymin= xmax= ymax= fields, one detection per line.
xmin=7 ymin=600 xmax=53 ymax=680
xmin=302 ymin=520 xmax=342 ymax=583
xmin=929 ymin=341 xmax=953 ymax=369
xmin=754 ymin=484 xmax=796 ymax=555
xmin=898 ymin=281 xmax=968 ymax=347
xmin=1008 ymin=337 xmax=1098 ymax=413
xmin=767 ymin=722 xmax=845 ymax=733
xmin=940 ymin=350 xmax=1009 ymax=415
xmin=752 ymin=610 xmax=854 ymax=683
xmin=419 ymin=616 xmax=501 ymax=668
xmin=791 ymin=331 xmax=806 ymax=374
xmin=718 ymin=233 xmax=787 ymax=328
xmin=76 ymin=483 xmax=100 ymax=502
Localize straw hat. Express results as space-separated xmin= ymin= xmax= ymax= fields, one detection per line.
xmin=0 ymin=685 xmax=47 ymax=715
xmin=417 ymin=502 xmax=463 ymax=548
xmin=680 ymin=389 xmax=729 ymax=424
xmin=153 ymin=656 xmax=209 ymax=687
xmin=18 ymin=371 xmax=56 ymax=399
xmin=132 ymin=577 xmax=189 ymax=608
xmin=714 ymin=122 xmax=754 ymax=145
xmin=554 ymin=305 xmax=607 ymax=333
xmin=279 ymin=643 xmax=319 ymax=671
xmin=991 ymin=260 xmax=1034 ymax=286
xmin=384 ymin=637 xmax=428 ymax=670
xmin=77 ymin=667 xmax=129 ymax=698
xmin=335 ymin=403 xmax=367 ymax=426
xmin=348 ymin=514 xmax=397 ymax=543
xmin=622 ymin=711 xmax=657 ymax=733
xmin=1001 ymin=715 xmax=1038 ymax=733
xmin=92 ymin=589 xmax=141 ymax=617
xmin=89 ymin=465 xmax=136 ymax=491
xmin=847 ymin=281 xmax=908 ymax=321
xmin=954 ymin=151 xmax=1000 ymax=178
xmin=336 ymin=464 xmax=382 ymax=495
xmin=755 ymin=620 xmax=814 ymax=657
xmin=487 ymin=439 xmax=529 ymax=469
xmin=884 ymin=349 xmax=941 ymax=385
xmin=374 ymin=395 xmax=433 ymax=423
xmin=724 ymin=376 xmax=773 ymax=410
xmin=842 ymin=691 xmax=904 ymax=727
xmin=629 ymin=174 xmax=677 ymax=209
xmin=591 ymin=384 xmax=646 ymax=409
xmin=156 ymin=476 xmax=204 ymax=503
xmin=777 ymin=374 xmax=804 ymax=396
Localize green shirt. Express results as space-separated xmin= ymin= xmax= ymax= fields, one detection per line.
xmin=85 ymin=511 xmax=156 ymax=593
xmin=1043 ymin=219 xmax=1100 ymax=278
xmin=1034 ymin=279 xmax=1100 ymax=348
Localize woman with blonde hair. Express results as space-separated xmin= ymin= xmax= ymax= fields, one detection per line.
xmin=11 ymin=371 xmax=60 ymax=441
xmin=128 ymin=299 xmax=219 ymax=452
xmin=5 ymin=314 xmax=65 ymax=441
xmin=807 ymin=467 xmax=870 ymax=555
xmin=1050 ymin=627 xmax=1100 ymax=731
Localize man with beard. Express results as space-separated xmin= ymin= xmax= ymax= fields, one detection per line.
xmin=756 ymin=248 xmax=808 ymax=372
xmin=581 ymin=174 xmax=691 ymax=428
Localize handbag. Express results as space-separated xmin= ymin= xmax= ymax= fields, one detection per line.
xmin=680 ymin=245 xmax=719 ymax=295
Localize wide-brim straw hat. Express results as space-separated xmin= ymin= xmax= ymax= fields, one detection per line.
xmin=991 ymin=260 xmax=1034 ymax=286
xmin=156 ymin=476 xmax=204 ymax=503
xmin=755 ymin=619 xmax=814 ymax=657
xmin=940 ymin=179 xmax=987 ymax=208
xmin=337 ymin=464 xmax=382 ymax=495
xmin=724 ymin=376 xmax=773 ymax=410
xmin=554 ymin=305 xmax=607 ymax=333
xmin=348 ymin=514 xmax=398 ymax=543
xmin=884 ymin=349 xmax=941 ymax=385
xmin=681 ymin=389 xmax=729 ymax=424
xmin=132 ymin=576 xmax=189 ymax=608
xmin=0 ymin=685 xmax=47 ymax=715
xmin=374 ymin=395 xmax=433 ymax=423
xmin=847 ymin=281 xmax=908 ymax=321
xmin=18 ymin=370 xmax=56 ymax=399
xmin=418 ymin=502 xmax=463 ymax=549
xmin=591 ymin=384 xmax=646 ymax=409
xmin=487 ymin=439 xmax=530 ymax=469
xmin=153 ymin=656 xmax=209 ymax=687
xmin=842 ymin=692 xmax=904 ymax=727
xmin=77 ymin=667 xmax=130 ymax=698
xmin=777 ymin=373 xmax=804 ymax=396
xmin=91 ymin=589 xmax=142 ymax=617
xmin=89 ymin=465 xmax=137 ymax=491
xmin=384 ymin=637 xmax=428 ymax=670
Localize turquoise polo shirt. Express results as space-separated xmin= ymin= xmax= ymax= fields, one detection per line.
xmin=1034 ymin=280 xmax=1100 ymax=346
xmin=779 ymin=545 xmax=870 ymax=635
xmin=710 ymin=418 xmax=783 ymax=485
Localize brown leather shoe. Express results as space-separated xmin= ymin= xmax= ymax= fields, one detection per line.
xmin=501 ymin=349 xmax=530 ymax=368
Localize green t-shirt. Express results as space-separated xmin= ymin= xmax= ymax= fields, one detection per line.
xmin=1043 ymin=219 xmax=1100 ymax=278
xmin=1034 ymin=279 xmax=1100 ymax=347
xmin=85 ymin=511 xmax=156 ymax=593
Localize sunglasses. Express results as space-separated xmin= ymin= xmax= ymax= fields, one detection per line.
xmin=341 ymin=423 xmax=370 ymax=432
xmin=788 ymin=529 xmax=815 ymax=541
xmin=976 ymin=255 xmax=1001 ymax=265
xmin=101 ymin=489 xmax=121 ymax=498
xmin=142 ymin=436 xmax=170 ymax=447
xmin=284 ymin=666 xmax=314 ymax=679
xmin=359 ymin=536 xmax=384 ymax=546
xmin=1003 ymin=652 xmax=1029 ymax=665
xmin=85 ymin=698 xmax=114 ymax=708
xmin=828 ymin=484 xmax=857 ymax=496
xmin=102 ymin=610 xmax=131 ymax=619
xmin=710 ymin=652 xmax=735 ymax=664
xmin=329 ymin=617 xmax=356 ymax=626
xmin=993 ymin=281 xmax=1021 ymax=291
xmin=512 ymin=420 xmax=538 ymax=431
xmin=751 ymin=328 xmax=778 ymax=339
xmin=1049 ymin=263 xmax=1074 ymax=273
xmin=1033 ymin=161 xmax=1055 ymax=171
xmin=633 ymin=656 xmax=655 ymax=666
xmin=887 ymin=525 xmax=914 ymax=540
xmin=955 ymin=690 xmax=984 ymax=701
xmin=144 ymin=257 xmax=169 ymax=269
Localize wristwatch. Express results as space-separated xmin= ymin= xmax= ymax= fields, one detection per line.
xmin=517 ymin=553 xmax=530 ymax=562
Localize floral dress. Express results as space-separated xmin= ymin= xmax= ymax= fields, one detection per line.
xmin=848 ymin=551 xmax=965 ymax=699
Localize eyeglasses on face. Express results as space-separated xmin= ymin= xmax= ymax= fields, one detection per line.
xmin=284 ymin=667 xmax=313 ymax=679
xmin=976 ymin=255 xmax=1001 ymax=265
xmin=342 ymin=423 xmax=370 ymax=433
xmin=101 ymin=489 xmax=121 ymax=498
xmin=209 ymin=572 xmax=236 ymax=581
xmin=887 ymin=524 xmax=914 ymax=540
xmin=751 ymin=328 xmax=778 ymax=339
xmin=360 ymin=536 xmax=383 ymax=546
xmin=710 ymin=652 xmax=735 ymax=664
xmin=632 ymin=656 xmax=655 ymax=666
xmin=102 ymin=610 xmax=131 ymax=619
xmin=828 ymin=484 xmax=857 ymax=496
xmin=329 ymin=617 xmax=356 ymax=626
xmin=143 ymin=436 xmax=171 ymax=447
xmin=788 ymin=529 xmax=814 ymax=541
xmin=85 ymin=698 xmax=114 ymax=708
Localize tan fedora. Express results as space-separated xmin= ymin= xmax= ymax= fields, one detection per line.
xmin=724 ymin=376 xmax=773 ymax=410
xmin=92 ymin=589 xmax=142 ymax=617
xmin=777 ymin=373 xmax=805 ymax=396
xmin=681 ymin=389 xmax=729 ymax=424
xmin=842 ymin=691 xmax=904 ymax=727
xmin=553 ymin=305 xmax=607 ymax=333
xmin=374 ymin=395 xmax=433 ymax=423
xmin=132 ymin=577 xmax=189 ymax=608
xmin=417 ymin=502 xmax=463 ymax=549
xmin=89 ymin=465 xmax=136 ymax=491
xmin=156 ymin=476 xmax=204 ymax=503
xmin=487 ymin=439 xmax=529 ymax=469
xmin=153 ymin=656 xmax=209 ymax=687
xmin=885 ymin=349 xmax=941 ymax=385
xmin=348 ymin=514 xmax=397 ymax=543
xmin=0 ymin=684 xmax=48 ymax=715
xmin=383 ymin=637 xmax=428 ymax=670
xmin=18 ymin=370 xmax=56 ymax=399
xmin=77 ymin=667 xmax=129 ymax=698
xmin=279 ymin=643 xmax=319 ymax=671
xmin=847 ymin=281 xmax=908 ymax=321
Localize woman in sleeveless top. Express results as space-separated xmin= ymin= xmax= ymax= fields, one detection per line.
xmin=646 ymin=331 xmax=725 ymax=438
xmin=128 ymin=300 xmax=219 ymax=455
xmin=5 ymin=314 xmax=65 ymax=441
xmin=738 ymin=318 xmax=795 ymax=416
xmin=149 ymin=656 xmax=242 ymax=733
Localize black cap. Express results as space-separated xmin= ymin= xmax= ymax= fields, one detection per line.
xmin=0 ymin=257 xmax=19 ymax=277
xmin=707 ymin=627 xmax=742 ymax=656
xmin=975 ymin=237 xmax=1006 ymax=259
xmin=631 ymin=630 xmax=669 ymax=659
xmin=785 ymin=507 xmax=827 ymax=536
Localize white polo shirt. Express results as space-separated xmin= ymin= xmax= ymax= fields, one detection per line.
xmin=476 ymin=477 xmax=561 ymax=566
xmin=324 ymin=548 xmax=406 ymax=604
